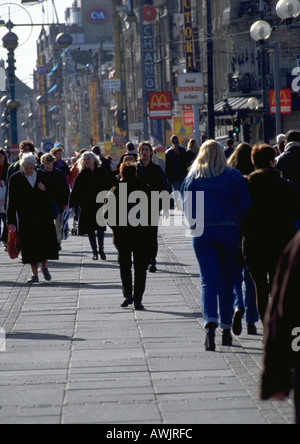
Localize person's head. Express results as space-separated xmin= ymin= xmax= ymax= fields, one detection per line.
xmin=286 ymin=130 xmax=300 ymax=144
xmin=41 ymin=153 xmax=55 ymax=172
xmin=92 ymin=146 xmax=101 ymax=156
xmin=19 ymin=140 xmax=35 ymax=158
xmin=20 ymin=153 xmax=37 ymax=176
xmin=126 ymin=142 xmax=136 ymax=152
xmin=226 ymin=138 xmax=234 ymax=148
xmin=276 ymin=134 xmax=286 ymax=154
xmin=123 ymin=155 xmax=136 ymax=164
xmin=251 ymin=144 xmax=277 ymax=169
xmin=170 ymin=135 xmax=179 ymax=146
xmin=78 ymin=151 xmax=100 ymax=172
xmin=187 ymin=139 xmax=199 ymax=155
xmin=227 ymin=143 xmax=254 ymax=175
xmin=189 ymin=140 xmax=227 ymax=178
xmin=50 ymin=147 xmax=64 ymax=161
xmin=0 ymin=148 xmax=9 ymax=167
xmin=120 ymin=162 xmax=137 ymax=182
xmin=138 ymin=141 xmax=153 ymax=163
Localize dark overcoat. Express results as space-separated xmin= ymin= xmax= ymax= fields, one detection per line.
xmin=69 ymin=166 xmax=111 ymax=235
xmin=7 ymin=170 xmax=59 ymax=264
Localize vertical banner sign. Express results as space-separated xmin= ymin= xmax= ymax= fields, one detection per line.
xmin=183 ymin=0 xmax=194 ymax=72
xmin=143 ymin=25 xmax=156 ymax=91
xmin=90 ymin=81 xmax=100 ymax=144
xmin=38 ymin=55 xmax=49 ymax=138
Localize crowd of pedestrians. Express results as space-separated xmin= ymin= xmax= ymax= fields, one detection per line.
xmin=1 ymin=131 xmax=300 ymax=422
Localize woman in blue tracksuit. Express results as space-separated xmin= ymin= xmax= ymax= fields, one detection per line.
xmin=182 ymin=140 xmax=251 ymax=351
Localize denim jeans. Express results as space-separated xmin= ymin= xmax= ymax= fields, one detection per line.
xmin=233 ymin=265 xmax=259 ymax=325
xmin=192 ymin=225 xmax=241 ymax=329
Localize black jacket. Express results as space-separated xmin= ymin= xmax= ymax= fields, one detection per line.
xmin=70 ymin=167 xmax=112 ymax=234
xmin=261 ymin=231 xmax=300 ymax=400
xmin=165 ymin=146 xmax=187 ymax=185
xmin=276 ymin=142 xmax=300 ymax=203
xmin=7 ymin=170 xmax=58 ymax=264
xmin=243 ymin=168 xmax=297 ymax=269
xmin=44 ymin=168 xmax=70 ymax=212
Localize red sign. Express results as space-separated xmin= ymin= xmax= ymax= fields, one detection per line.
xmin=142 ymin=5 xmax=157 ymax=21
xmin=183 ymin=105 xmax=194 ymax=126
xmin=269 ymin=88 xmax=292 ymax=115
xmin=149 ymin=92 xmax=172 ymax=120
xmin=9 ymin=145 xmax=19 ymax=156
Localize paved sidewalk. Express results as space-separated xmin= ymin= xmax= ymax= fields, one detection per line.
xmin=0 ymin=212 xmax=295 ymax=424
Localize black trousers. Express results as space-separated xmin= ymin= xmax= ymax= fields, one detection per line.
xmin=88 ymin=228 xmax=105 ymax=254
xmin=250 ymin=264 xmax=276 ymax=324
xmin=115 ymin=233 xmax=148 ymax=304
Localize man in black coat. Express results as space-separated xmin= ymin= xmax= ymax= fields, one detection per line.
xmin=165 ymin=136 xmax=187 ymax=202
xmin=276 ymin=130 xmax=300 ymax=227
xmin=137 ymin=141 xmax=170 ymax=272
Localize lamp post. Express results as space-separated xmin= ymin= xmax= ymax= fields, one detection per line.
xmin=56 ymin=32 xmax=73 ymax=155
xmin=138 ymin=0 xmax=149 ymax=141
xmin=2 ymin=29 xmax=20 ymax=146
xmin=250 ymin=0 xmax=300 ymax=140
xmin=250 ymin=20 xmax=272 ymax=143
xmin=206 ymin=0 xmax=215 ymax=140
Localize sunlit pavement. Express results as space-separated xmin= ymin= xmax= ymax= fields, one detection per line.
xmin=0 ymin=213 xmax=294 ymax=424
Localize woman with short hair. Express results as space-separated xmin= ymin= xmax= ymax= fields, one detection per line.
xmin=70 ymin=152 xmax=112 ymax=260
xmin=182 ymin=140 xmax=251 ymax=351
xmin=7 ymin=153 xmax=59 ymax=283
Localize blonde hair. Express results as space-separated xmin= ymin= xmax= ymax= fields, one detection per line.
xmin=189 ymin=140 xmax=227 ymax=179
xmin=41 ymin=153 xmax=55 ymax=164
xmin=78 ymin=151 xmax=100 ymax=172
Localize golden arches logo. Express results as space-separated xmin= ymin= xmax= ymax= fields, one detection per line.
xmin=150 ymin=93 xmax=171 ymax=109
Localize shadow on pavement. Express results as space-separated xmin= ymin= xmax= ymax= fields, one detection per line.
xmin=7 ymin=332 xmax=86 ymax=342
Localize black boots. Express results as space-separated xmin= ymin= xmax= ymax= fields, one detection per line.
xmin=205 ymin=324 xmax=234 ymax=351
xmin=222 ymin=329 xmax=233 ymax=346
xmin=205 ymin=323 xmax=218 ymax=351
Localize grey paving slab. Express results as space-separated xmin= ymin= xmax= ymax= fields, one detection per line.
xmin=0 ymin=214 xmax=295 ymax=424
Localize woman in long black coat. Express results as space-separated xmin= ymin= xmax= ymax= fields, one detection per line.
xmin=70 ymin=152 xmax=112 ymax=260
xmin=7 ymin=153 xmax=59 ymax=283
xmin=243 ymin=144 xmax=298 ymax=323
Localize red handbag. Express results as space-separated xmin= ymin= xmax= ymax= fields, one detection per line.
xmin=7 ymin=225 xmax=21 ymax=260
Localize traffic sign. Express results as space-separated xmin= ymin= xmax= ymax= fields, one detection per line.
xmin=9 ymin=144 xmax=19 ymax=157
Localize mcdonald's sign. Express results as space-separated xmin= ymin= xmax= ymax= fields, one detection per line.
xmin=269 ymin=88 xmax=292 ymax=115
xmin=149 ymin=92 xmax=172 ymax=120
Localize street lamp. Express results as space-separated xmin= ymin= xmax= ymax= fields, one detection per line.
xmin=276 ymin=0 xmax=300 ymax=20
xmin=2 ymin=30 xmax=20 ymax=146
xmin=250 ymin=20 xmax=271 ymax=142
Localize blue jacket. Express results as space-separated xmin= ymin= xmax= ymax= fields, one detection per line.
xmin=182 ymin=167 xmax=251 ymax=234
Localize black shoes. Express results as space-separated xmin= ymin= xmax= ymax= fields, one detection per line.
xmin=205 ymin=323 xmax=217 ymax=351
xmin=247 ymin=323 xmax=257 ymax=335
xmin=121 ymin=298 xmax=133 ymax=308
xmin=232 ymin=307 xmax=245 ymax=336
xmin=120 ymin=299 xmax=144 ymax=310
xmin=92 ymin=251 xmax=106 ymax=261
xmin=148 ymin=264 xmax=157 ymax=273
xmin=99 ymin=250 xmax=107 ymax=261
xmin=222 ymin=329 xmax=233 ymax=346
